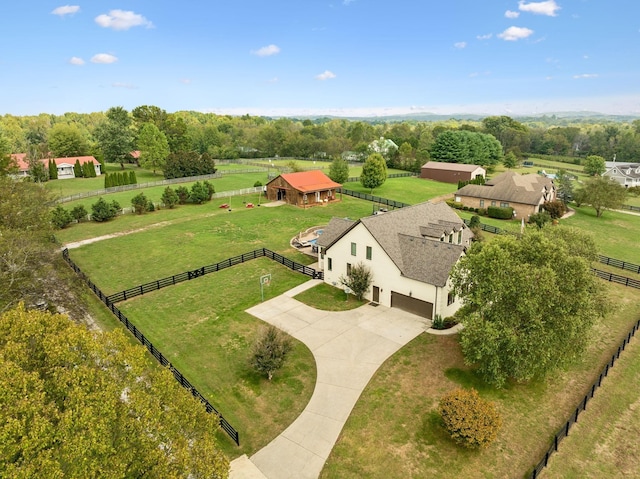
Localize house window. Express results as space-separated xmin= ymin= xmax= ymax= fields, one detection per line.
xmin=351 ymin=242 xmax=357 ymax=256
xmin=447 ymin=292 xmax=455 ymax=305
xmin=479 ymin=200 xmax=484 ymax=207
xmin=491 ymin=201 xmax=496 ymax=206
xmin=328 ymin=258 xmax=332 ymax=271
xmin=449 ymin=233 xmax=453 ymax=243
xmin=346 ymin=263 xmax=352 ymax=276
xmin=366 ymin=246 xmax=372 ymax=260
xmin=457 ymin=230 xmax=462 ymax=244
xmin=500 ymin=202 xmax=509 ymax=208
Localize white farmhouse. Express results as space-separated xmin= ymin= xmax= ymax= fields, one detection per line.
xmin=316 ymin=201 xmax=472 ymax=320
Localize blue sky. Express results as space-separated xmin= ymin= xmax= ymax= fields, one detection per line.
xmin=1 ymin=1 xmax=639 ymax=116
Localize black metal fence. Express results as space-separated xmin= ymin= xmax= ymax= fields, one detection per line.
xmin=530 ymin=317 xmax=640 ymax=478
xmin=337 ymin=188 xmax=411 ymax=209
xmin=592 ymin=268 xmax=640 ymax=289
xmin=461 ymin=218 xmax=505 ymax=235
xmin=106 ymin=248 xmax=323 ymax=304
xmin=598 ymin=255 xmax=640 ymax=275
xmin=61 ymin=249 xmax=240 ymax=446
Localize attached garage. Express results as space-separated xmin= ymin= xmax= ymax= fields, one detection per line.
xmin=391 ymin=291 xmax=433 ymax=319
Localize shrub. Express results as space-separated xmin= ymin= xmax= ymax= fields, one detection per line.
xmin=161 ymin=186 xmax=179 ymax=209
xmin=541 ymin=199 xmax=567 ymax=220
xmin=131 ymin=192 xmax=149 ymax=214
xmin=439 ymin=388 xmax=502 ymax=448
xmin=70 ymin=205 xmax=88 ymax=222
xmin=487 ymin=206 xmax=513 ymax=219
xmin=175 ymin=186 xmax=190 ymax=205
xmin=477 ymin=208 xmax=487 ymax=216
xmin=250 ymin=325 xmax=293 ymax=380
xmin=147 ymin=200 xmax=155 ymax=212
xmin=190 ymin=181 xmax=209 ymax=204
xmin=529 ymin=211 xmax=552 ymax=229
xmin=468 ymin=215 xmax=481 ymax=229
xmin=446 ymin=200 xmax=464 ymax=210
xmin=254 ymin=181 xmax=263 ymax=187
xmin=339 ymin=262 xmax=373 ymax=301
xmin=91 ymin=198 xmax=120 ymax=222
xmin=51 ymin=205 xmax=73 ymax=229
xmin=203 ymin=180 xmax=215 ymax=200
xmin=432 ymin=314 xmax=444 ymax=330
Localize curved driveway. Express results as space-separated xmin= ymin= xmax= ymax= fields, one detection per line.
xmin=230 ymin=280 xmax=429 ymax=479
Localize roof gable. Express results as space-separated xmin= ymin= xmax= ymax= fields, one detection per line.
xmin=271 ymin=170 xmax=342 ymax=193
xmin=457 ymin=172 xmax=554 ymax=205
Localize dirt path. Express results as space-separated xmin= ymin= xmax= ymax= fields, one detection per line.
xmin=63 ymin=221 xmax=173 ymax=249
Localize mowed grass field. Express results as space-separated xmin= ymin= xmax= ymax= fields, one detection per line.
xmin=320 ymin=284 xmax=640 ymax=479
xmin=116 ymin=258 xmax=316 ymax=458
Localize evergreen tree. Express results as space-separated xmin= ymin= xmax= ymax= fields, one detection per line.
xmin=73 ymin=159 xmax=83 ymax=178
xmin=48 ymin=159 xmax=58 ymax=180
xmin=360 ymin=153 xmax=388 ymax=193
xmin=161 ymin=186 xmax=179 ymax=209
xmin=129 ymin=170 xmax=137 ymax=184
xmin=328 ymin=156 xmax=349 ymax=184
xmin=104 ymin=173 xmax=110 ymax=188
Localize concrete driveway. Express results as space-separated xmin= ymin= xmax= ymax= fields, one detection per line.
xmin=229 ymin=280 xmax=429 ymax=479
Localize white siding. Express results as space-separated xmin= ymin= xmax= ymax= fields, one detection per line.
xmin=322 ymin=223 xmax=463 ymax=317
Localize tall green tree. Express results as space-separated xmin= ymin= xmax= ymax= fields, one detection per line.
xmin=450 ymin=227 xmax=609 ymax=388
xmin=575 ymin=176 xmax=628 ymax=217
xmin=48 ymin=123 xmax=90 ymax=158
xmin=328 ymin=156 xmax=349 ymax=184
xmin=583 ymin=155 xmax=606 ymax=176
xmin=360 ymin=153 xmax=387 ymax=193
xmin=0 ymin=177 xmax=55 ymax=312
xmin=137 ymin=122 xmax=170 ymax=174
xmin=48 ymin=159 xmax=58 ymax=179
xmin=0 ymin=305 xmax=229 ymax=478
xmin=94 ymin=107 xmax=136 ymax=167
xmin=430 ymin=130 xmax=503 ymax=167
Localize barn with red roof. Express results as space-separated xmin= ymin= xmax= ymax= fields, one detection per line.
xmin=266 ymin=170 xmax=341 ymax=207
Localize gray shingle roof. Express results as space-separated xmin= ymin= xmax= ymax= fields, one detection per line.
xmin=456 ymin=171 xmax=554 ymax=205
xmin=316 ymin=217 xmax=355 ymax=248
xmin=397 ymin=234 xmax=466 ymax=286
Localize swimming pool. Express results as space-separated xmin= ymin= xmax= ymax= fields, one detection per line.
xmin=306 ymin=229 xmax=324 ymax=245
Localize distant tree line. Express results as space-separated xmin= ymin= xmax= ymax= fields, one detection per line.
xmin=3 ymin=109 xmax=640 ymax=180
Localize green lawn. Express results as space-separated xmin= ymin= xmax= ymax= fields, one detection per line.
xmin=342 ymin=176 xmax=457 ymax=204
xmin=562 ymin=205 xmax=640 ymax=263
xmin=116 ymin=258 xmax=316 ymax=458
xmin=320 ymin=284 xmax=640 ymax=479
xmin=62 ymin=197 xmax=373 ymax=294
xmin=294 ymin=283 xmax=367 ymax=311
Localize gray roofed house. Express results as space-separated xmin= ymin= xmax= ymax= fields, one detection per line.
xmin=455 ymin=171 xmax=556 ymax=219
xmin=319 ymin=201 xmax=472 ymax=319
xmin=603 ymin=163 xmax=640 ymax=187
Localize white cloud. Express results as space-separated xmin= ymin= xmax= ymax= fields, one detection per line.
xmin=518 ymin=0 xmax=561 ymax=17
xmin=454 ymin=42 xmax=467 ymax=49
xmin=505 ymin=10 xmax=520 ymax=18
xmin=95 ymin=10 xmax=153 ymax=30
xmin=112 ymin=82 xmax=137 ymax=89
xmin=52 ymin=5 xmax=79 ymax=16
xmin=583 ymin=54 xmax=589 ymax=59
xmin=316 ymin=70 xmax=336 ymax=80
xmin=91 ymin=53 xmax=118 ymax=64
xmin=343 ymin=0 xmax=356 ymax=5
xmin=251 ymin=44 xmax=281 ymax=57
xmin=267 ymin=77 xmax=279 ymax=83
xmin=573 ymin=73 xmax=598 ymax=79
xmin=498 ymin=26 xmax=534 ymax=41
xmin=69 ymin=56 xmax=84 ymax=65
xmin=477 ymin=33 xmax=492 ymax=40
xmin=180 ymin=79 xmax=192 ymax=84
xmin=546 ymin=76 xmax=553 ymax=80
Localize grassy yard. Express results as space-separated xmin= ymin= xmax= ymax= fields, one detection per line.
xmin=562 ymin=206 xmax=640 ymax=263
xmin=320 ymin=284 xmax=640 ymax=479
xmin=342 ymin=176 xmax=457 ymax=204
xmin=61 ymin=197 xmax=373 ymax=295
xmin=294 ymin=282 xmax=367 ymax=311
xmin=116 ymin=258 xmax=316 ymax=458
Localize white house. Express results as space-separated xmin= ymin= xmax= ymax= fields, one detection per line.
xmin=368 ymin=137 xmax=398 ymax=157
xmin=316 ymin=201 xmax=472 ymax=320
xmin=11 ymin=154 xmax=102 ymax=179
xmin=603 ymin=163 xmax=640 ymax=188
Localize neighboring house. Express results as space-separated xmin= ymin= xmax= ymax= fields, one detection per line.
xmin=369 ymin=137 xmax=398 ymax=157
xmin=420 ymin=161 xmax=486 ymax=183
xmin=317 ymin=201 xmax=472 ymax=320
xmin=603 ymin=163 xmax=640 ymax=187
xmin=454 ymin=171 xmax=556 ymax=219
xmin=265 ymin=170 xmax=341 ymax=207
xmin=11 ymin=154 xmax=102 ymax=179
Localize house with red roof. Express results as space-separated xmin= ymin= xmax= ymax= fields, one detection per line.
xmin=266 ymin=170 xmax=341 ymax=207
xmin=10 ymin=154 xmax=102 ymax=179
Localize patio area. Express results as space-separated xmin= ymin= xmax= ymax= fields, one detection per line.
xmin=291 ymin=225 xmax=325 ymax=257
